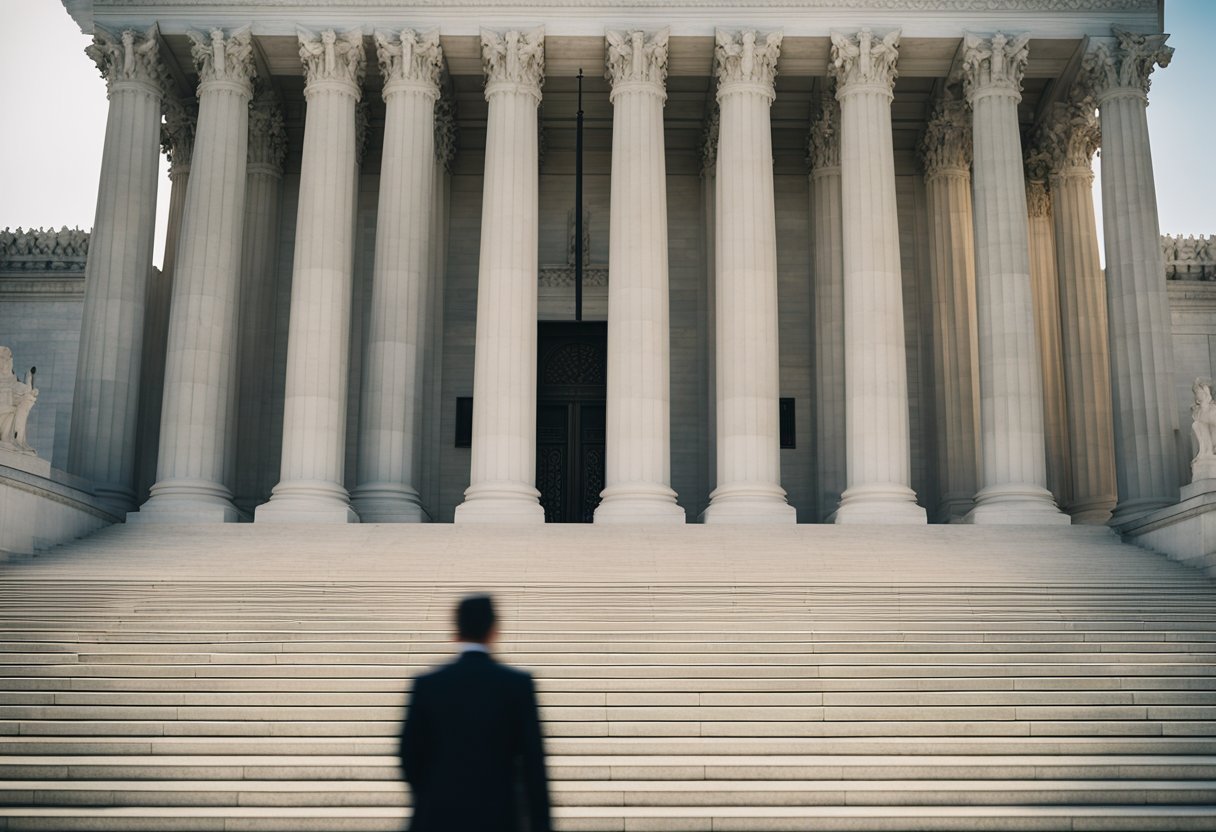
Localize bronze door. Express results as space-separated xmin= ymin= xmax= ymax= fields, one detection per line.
xmin=536 ymin=322 xmax=607 ymax=523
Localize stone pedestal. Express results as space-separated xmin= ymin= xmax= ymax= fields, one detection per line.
xmin=1085 ymin=28 xmax=1180 ymax=522
xmin=595 ymin=29 xmax=684 ymax=525
xmin=961 ymin=33 xmax=1067 ymax=525
xmin=454 ymin=28 xmax=547 ymax=524
xmin=352 ymin=30 xmax=443 ymax=524
xmin=829 ymin=29 xmax=925 ymax=525
xmin=139 ymin=26 xmax=255 ymax=524
xmin=920 ymin=99 xmax=980 ymax=523
xmin=701 ymin=29 xmax=795 ymax=524
xmin=808 ymin=92 xmax=846 ymax=523
xmin=68 ymin=26 xmax=167 ymax=514
xmin=256 ymin=29 xmax=366 ymax=525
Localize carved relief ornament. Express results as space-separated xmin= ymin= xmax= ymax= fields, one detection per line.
xmin=1036 ymin=97 xmax=1100 ymax=177
xmin=434 ymin=94 xmax=459 ymax=171
xmin=829 ymin=28 xmax=900 ymax=96
xmin=297 ymin=28 xmax=367 ymax=92
xmin=919 ymin=97 xmax=971 ymax=176
xmin=247 ymin=87 xmax=287 ymax=171
xmin=714 ymin=29 xmax=782 ymax=96
xmin=481 ymin=28 xmax=545 ymax=97
xmin=375 ymin=28 xmax=443 ymax=93
xmin=1025 ymin=179 xmax=1051 ymax=219
xmin=605 ymin=29 xmax=669 ymax=96
xmin=161 ymin=96 xmax=197 ymax=174
xmin=86 ymin=24 xmax=169 ymax=93
xmin=187 ymin=25 xmax=256 ymax=90
xmin=806 ymin=90 xmax=840 ymax=171
xmin=960 ymin=32 xmax=1030 ymax=102
xmin=1083 ymin=26 xmax=1173 ymax=102
xmin=699 ymin=104 xmax=719 ymax=173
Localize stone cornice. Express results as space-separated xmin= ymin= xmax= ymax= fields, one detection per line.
xmin=606 ymin=28 xmax=669 ymax=97
xmin=829 ymin=28 xmax=899 ymax=96
xmin=187 ymin=24 xmax=256 ymax=89
xmin=88 ymin=0 xmax=1157 ymax=10
xmin=960 ymin=31 xmax=1030 ymax=102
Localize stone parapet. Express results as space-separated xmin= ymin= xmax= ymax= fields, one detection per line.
xmin=0 ymin=228 xmax=89 ymax=273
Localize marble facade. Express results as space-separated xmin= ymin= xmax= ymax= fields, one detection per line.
xmin=24 ymin=0 xmax=1202 ymax=526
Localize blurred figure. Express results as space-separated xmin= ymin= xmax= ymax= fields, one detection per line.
xmin=400 ymin=593 xmax=552 ymax=832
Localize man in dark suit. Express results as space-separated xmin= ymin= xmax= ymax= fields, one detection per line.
xmin=400 ymin=594 xmax=552 ymax=832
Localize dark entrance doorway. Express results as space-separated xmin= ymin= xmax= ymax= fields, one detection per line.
xmin=536 ymin=322 xmax=606 ymax=523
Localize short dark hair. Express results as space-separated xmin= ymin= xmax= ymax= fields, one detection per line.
xmin=456 ymin=594 xmax=496 ymax=642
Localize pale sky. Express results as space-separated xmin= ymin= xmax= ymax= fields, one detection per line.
xmin=1 ymin=0 xmax=1214 ymax=269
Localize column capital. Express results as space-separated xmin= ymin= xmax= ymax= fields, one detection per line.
xmin=434 ymin=94 xmax=459 ymax=172
xmin=699 ymin=104 xmax=719 ymax=174
xmin=806 ymin=90 xmax=840 ymax=171
xmin=187 ymin=25 xmax=255 ymax=94
xmin=298 ymin=28 xmax=366 ymax=98
xmin=86 ymin=24 xmax=170 ymax=97
xmin=1025 ymin=179 xmax=1051 ymax=219
xmin=960 ymin=32 xmax=1030 ymax=103
xmin=829 ymin=28 xmax=900 ymax=98
xmin=919 ymin=97 xmax=972 ymax=178
xmin=481 ymin=27 xmax=545 ymax=101
xmin=248 ymin=87 xmax=286 ymax=173
xmin=605 ymin=28 xmax=669 ymax=101
xmin=714 ymin=29 xmax=781 ymax=100
xmin=1083 ymin=26 xmax=1173 ymax=103
xmin=375 ymin=28 xmax=443 ymax=98
xmin=354 ymin=100 xmax=370 ymax=168
xmin=161 ymin=96 xmax=197 ymax=177
xmin=1037 ymin=97 xmax=1100 ymax=179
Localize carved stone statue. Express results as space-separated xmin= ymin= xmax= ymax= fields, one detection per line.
xmin=1192 ymin=378 xmax=1216 ymax=482
xmin=0 ymin=347 xmax=38 ymax=454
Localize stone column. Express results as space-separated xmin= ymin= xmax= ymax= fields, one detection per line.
xmin=454 ymin=28 xmax=546 ymax=524
xmin=256 ymin=29 xmax=366 ymax=524
xmin=351 ymin=29 xmax=444 ymax=523
xmin=961 ymin=33 xmax=1067 ymax=524
xmin=919 ymin=98 xmax=981 ymax=522
xmin=700 ymin=106 xmax=719 ymax=498
xmin=595 ymin=29 xmax=684 ymax=524
xmin=1084 ymin=27 xmax=1180 ymax=520
xmin=136 ymin=96 xmax=195 ymax=502
xmin=233 ymin=89 xmax=287 ymax=513
xmin=1023 ymin=169 xmax=1072 ymax=507
xmin=808 ymin=91 xmax=846 ymax=522
xmin=829 ymin=28 xmax=925 ymax=524
xmin=1039 ymin=98 xmax=1118 ymax=523
xmin=700 ymin=29 xmax=795 ymax=524
xmin=138 ymin=26 xmax=256 ymax=522
xmin=68 ymin=26 xmax=168 ymax=513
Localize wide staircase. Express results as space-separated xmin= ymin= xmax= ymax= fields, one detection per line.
xmin=0 ymin=523 xmax=1214 ymax=830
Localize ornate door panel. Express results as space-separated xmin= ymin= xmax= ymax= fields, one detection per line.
xmin=536 ymin=323 xmax=607 ymax=523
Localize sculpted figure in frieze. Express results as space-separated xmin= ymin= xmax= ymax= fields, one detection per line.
xmin=605 ymin=28 xmax=669 ymax=88
xmin=829 ymin=28 xmax=900 ymax=92
xmin=187 ymin=25 xmax=254 ymax=86
xmin=481 ymin=27 xmax=545 ymax=90
xmin=375 ymin=28 xmax=443 ymax=87
xmin=715 ymin=29 xmax=782 ymax=89
xmin=298 ymin=28 xmax=367 ymax=87
xmin=960 ymin=31 xmax=1030 ymax=98
xmin=1083 ymin=26 xmax=1173 ymax=99
xmin=806 ymin=90 xmax=840 ymax=170
xmin=1192 ymin=378 xmax=1216 ymax=482
xmin=0 ymin=347 xmax=38 ymax=454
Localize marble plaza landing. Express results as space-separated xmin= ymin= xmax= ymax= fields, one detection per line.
xmin=0 ymin=525 xmax=1214 ymax=830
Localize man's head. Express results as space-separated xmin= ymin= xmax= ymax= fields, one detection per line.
xmin=456 ymin=593 xmax=497 ymax=645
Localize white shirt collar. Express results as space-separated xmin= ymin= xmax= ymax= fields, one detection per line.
xmin=456 ymin=641 xmax=490 ymax=654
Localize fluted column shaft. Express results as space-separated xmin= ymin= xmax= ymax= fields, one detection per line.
xmin=921 ymin=100 xmax=980 ymax=522
xmin=829 ymin=29 xmax=925 ymax=524
xmin=454 ymin=28 xmax=546 ymax=524
xmin=808 ymin=94 xmax=845 ymax=522
xmin=702 ymin=29 xmax=794 ymax=524
xmin=596 ymin=29 xmax=684 ymax=524
xmin=1085 ymin=29 xmax=1179 ymax=520
xmin=256 ymin=29 xmax=366 ymax=524
xmin=352 ymin=29 xmax=443 ymax=523
xmin=962 ymin=33 xmax=1067 ymax=524
xmin=1025 ymin=180 xmax=1072 ymax=507
xmin=141 ymin=27 xmax=256 ymax=523
xmin=68 ymin=27 xmax=166 ymax=513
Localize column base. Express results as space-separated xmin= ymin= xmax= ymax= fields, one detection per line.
xmin=594 ymin=484 xmax=685 ymax=525
xmin=700 ymin=483 xmax=796 ymax=524
xmin=255 ymin=480 xmax=359 ymax=524
xmin=1110 ymin=493 xmax=1178 ymax=526
xmin=92 ymin=483 xmax=137 ymax=517
xmin=1065 ymin=495 xmax=1116 ymax=526
xmin=835 ymin=484 xmax=927 ymax=525
xmin=454 ymin=481 xmax=545 ymax=525
xmin=934 ymin=493 xmax=976 ymax=524
xmin=350 ymin=482 xmax=431 ymax=523
xmin=132 ymin=479 xmax=242 ymax=524
xmin=965 ymin=484 xmax=1070 ymax=525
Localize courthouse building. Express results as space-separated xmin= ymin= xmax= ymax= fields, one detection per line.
xmin=2 ymin=0 xmax=1209 ymax=535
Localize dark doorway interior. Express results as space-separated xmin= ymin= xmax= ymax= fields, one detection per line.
xmin=536 ymin=322 xmax=607 ymax=523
